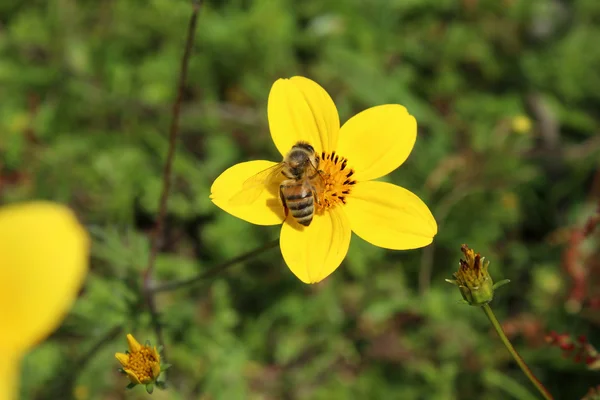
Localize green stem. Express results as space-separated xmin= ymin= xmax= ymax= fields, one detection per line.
xmin=481 ymin=303 xmax=554 ymax=400
xmin=151 ymin=239 xmax=279 ymax=293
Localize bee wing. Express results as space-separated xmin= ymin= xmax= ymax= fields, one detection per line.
xmin=228 ymin=162 xmax=286 ymax=205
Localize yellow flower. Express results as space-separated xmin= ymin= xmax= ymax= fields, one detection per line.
xmin=115 ymin=334 xmax=162 ymax=386
xmin=511 ymin=114 xmax=532 ymax=134
xmin=210 ymin=76 xmax=437 ymax=283
xmin=0 ymin=202 xmax=89 ymax=400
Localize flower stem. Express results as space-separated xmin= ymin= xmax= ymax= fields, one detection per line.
xmin=481 ymin=303 xmax=554 ymax=400
xmin=142 ymin=0 xmax=202 ymax=362
xmin=152 ymin=239 xmax=279 ymax=293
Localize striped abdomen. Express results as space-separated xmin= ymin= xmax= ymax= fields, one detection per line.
xmin=280 ymin=180 xmax=315 ymax=226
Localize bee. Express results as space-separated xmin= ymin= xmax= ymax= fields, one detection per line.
xmin=229 ymin=141 xmax=324 ymax=226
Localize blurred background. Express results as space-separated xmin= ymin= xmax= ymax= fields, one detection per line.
xmin=1 ymin=0 xmax=600 ymax=399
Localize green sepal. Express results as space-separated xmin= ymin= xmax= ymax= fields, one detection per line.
xmin=145 ymin=339 xmax=152 ymax=347
xmin=157 ymin=345 xmax=164 ymax=353
xmin=156 ymin=380 xmax=167 ymax=389
xmin=146 ymin=383 xmax=154 ymax=394
xmin=492 ymin=279 xmax=511 ymax=290
xmin=126 ymin=382 xmax=137 ymax=390
xmin=160 ymin=363 xmax=172 ymax=371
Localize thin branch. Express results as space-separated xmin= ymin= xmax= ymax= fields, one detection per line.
xmin=146 ymin=0 xmax=201 ymax=277
xmin=143 ymin=0 xmax=202 ymax=360
xmin=77 ymin=325 xmax=123 ymax=369
xmin=152 ymin=239 xmax=279 ymax=293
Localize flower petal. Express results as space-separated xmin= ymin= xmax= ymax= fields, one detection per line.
xmin=211 ymin=160 xmax=286 ymax=226
xmin=124 ymin=369 xmax=142 ymax=385
xmin=279 ymin=207 xmax=351 ymax=284
xmin=153 ymin=346 xmax=161 ymax=364
xmin=345 ymin=181 xmax=437 ymax=249
xmin=0 ymin=351 xmax=20 ymax=400
xmin=115 ymin=352 xmax=130 ymax=367
xmin=0 ymin=202 xmax=89 ymax=353
xmin=337 ymin=105 xmax=417 ymax=181
xmin=126 ymin=334 xmax=142 ymax=353
xmin=268 ymin=76 xmax=340 ymax=156
xmin=151 ymin=362 xmax=161 ymax=379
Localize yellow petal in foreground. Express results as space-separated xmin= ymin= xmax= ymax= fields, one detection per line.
xmin=0 ymin=202 xmax=89 ymax=353
xmin=344 ymin=181 xmax=437 ymax=250
xmin=336 ymin=105 xmax=417 ymax=181
xmin=210 ymin=160 xmax=286 ymax=225
xmin=0 ymin=351 xmax=20 ymax=400
xmin=268 ymin=76 xmax=340 ymax=156
xmin=279 ymin=207 xmax=351 ymax=284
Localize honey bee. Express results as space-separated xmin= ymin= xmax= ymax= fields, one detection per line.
xmin=229 ymin=141 xmax=324 ymax=226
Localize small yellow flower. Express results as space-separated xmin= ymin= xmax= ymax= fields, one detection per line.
xmin=210 ymin=76 xmax=437 ymax=283
xmin=511 ymin=114 xmax=532 ymax=134
xmin=115 ymin=334 xmax=162 ymax=386
xmin=0 ymin=202 xmax=89 ymax=400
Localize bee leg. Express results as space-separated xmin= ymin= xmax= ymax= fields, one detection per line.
xmin=312 ymin=187 xmax=321 ymax=206
xmin=279 ymin=185 xmax=289 ymax=219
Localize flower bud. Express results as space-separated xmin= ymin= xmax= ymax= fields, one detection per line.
xmin=446 ymin=244 xmax=508 ymax=306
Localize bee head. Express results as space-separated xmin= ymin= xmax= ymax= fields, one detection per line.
xmin=285 ymin=142 xmax=317 ymax=178
xmin=292 ymin=141 xmax=315 ymax=154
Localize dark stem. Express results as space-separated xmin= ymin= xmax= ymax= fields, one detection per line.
xmin=152 ymin=239 xmax=279 ymax=293
xmin=142 ymin=0 xmax=202 ymax=360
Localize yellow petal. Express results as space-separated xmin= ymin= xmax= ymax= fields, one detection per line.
xmin=336 ymin=105 xmax=417 ymax=181
xmin=0 ymin=351 xmax=20 ymax=400
xmin=126 ymin=334 xmax=142 ymax=353
xmin=345 ymin=181 xmax=437 ymax=249
xmin=279 ymin=207 xmax=351 ymax=284
xmin=151 ymin=362 xmax=161 ymax=379
xmin=152 ymin=346 xmax=161 ymax=364
xmin=115 ymin=352 xmax=130 ymax=367
xmin=268 ymin=76 xmax=340 ymax=156
xmin=211 ymin=160 xmax=286 ymax=225
xmin=0 ymin=202 xmax=89 ymax=354
xmin=123 ymin=369 xmax=142 ymax=385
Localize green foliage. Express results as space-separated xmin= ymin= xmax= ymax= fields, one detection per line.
xmin=1 ymin=0 xmax=600 ymax=399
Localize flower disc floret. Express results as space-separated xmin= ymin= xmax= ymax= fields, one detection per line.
xmin=315 ymin=151 xmax=356 ymax=211
xmin=116 ymin=334 xmax=161 ymax=385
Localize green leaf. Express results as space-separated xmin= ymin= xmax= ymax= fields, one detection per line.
xmin=126 ymin=382 xmax=137 ymax=390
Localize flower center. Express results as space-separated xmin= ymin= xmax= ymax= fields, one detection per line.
xmin=315 ymin=151 xmax=357 ymax=213
xmin=128 ymin=347 xmax=158 ymax=383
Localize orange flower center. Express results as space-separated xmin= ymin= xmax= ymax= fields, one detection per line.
xmin=315 ymin=151 xmax=356 ymax=213
xmin=127 ymin=347 xmax=159 ymax=384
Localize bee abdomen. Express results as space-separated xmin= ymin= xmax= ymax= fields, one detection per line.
xmin=287 ymin=197 xmax=314 ymax=226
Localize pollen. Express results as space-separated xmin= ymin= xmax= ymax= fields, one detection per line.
xmin=125 ymin=347 xmax=160 ymax=384
xmin=315 ymin=151 xmax=356 ymax=212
